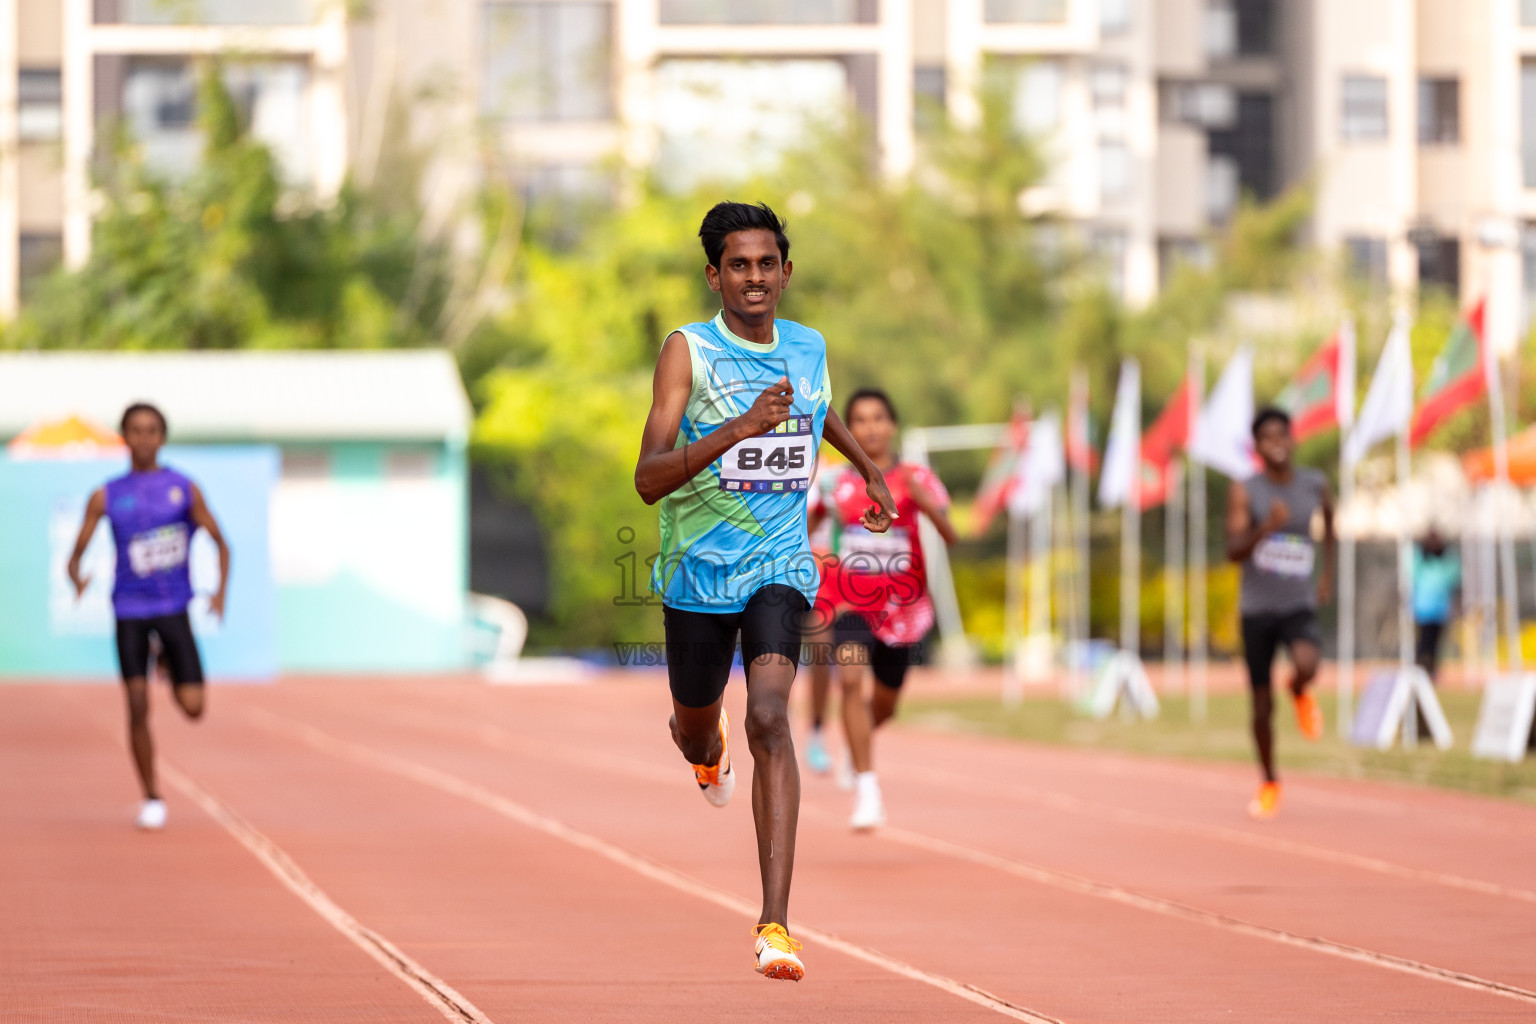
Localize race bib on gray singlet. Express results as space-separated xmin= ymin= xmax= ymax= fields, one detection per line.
xmin=1252 ymin=533 xmax=1314 ymax=578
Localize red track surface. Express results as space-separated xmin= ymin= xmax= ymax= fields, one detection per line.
xmin=5 ymin=672 xmax=1536 ymax=1022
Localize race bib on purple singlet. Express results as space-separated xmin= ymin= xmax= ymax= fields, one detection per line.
xmin=127 ymin=524 xmax=190 ymax=577
xmin=1253 ymin=533 xmax=1315 ymax=579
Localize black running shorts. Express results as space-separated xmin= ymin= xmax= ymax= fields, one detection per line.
xmin=662 ymin=584 xmax=808 ymax=709
xmin=833 ymin=611 xmax=913 ymax=690
xmin=1240 ymin=610 xmax=1320 ymax=692
xmin=116 ymin=612 xmax=205 ymax=686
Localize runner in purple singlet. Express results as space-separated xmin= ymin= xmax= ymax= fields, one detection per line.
xmin=66 ymin=403 xmax=230 ymax=831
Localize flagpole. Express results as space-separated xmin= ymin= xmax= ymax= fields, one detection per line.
xmin=1029 ymin=487 xmax=1052 ymax=686
xmin=1486 ymin=347 xmax=1522 ymax=672
xmin=1164 ymin=459 xmax=1185 ymax=696
xmin=1395 ymin=422 xmax=1417 ymax=746
xmin=1122 ymin=361 xmax=1142 ymax=665
xmin=1189 ymin=347 xmax=1208 ymax=723
xmin=1338 ymin=452 xmax=1357 ymax=738
xmin=1071 ymin=369 xmax=1091 ymax=702
xmin=1054 ymin=475 xmax=1071 ymax=700
xmin=1004 ymin=501 xmax=1025 ymax=706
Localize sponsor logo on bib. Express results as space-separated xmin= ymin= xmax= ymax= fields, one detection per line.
xmin=127 ymin=524 xmax=189 ymax=578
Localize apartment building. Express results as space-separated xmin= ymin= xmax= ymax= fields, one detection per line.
xmin=3 ymin=0 xmax=1535 ymax=342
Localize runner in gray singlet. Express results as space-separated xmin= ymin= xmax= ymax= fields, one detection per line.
xmin=1226 ymin=406 xmax=1335 ymax=819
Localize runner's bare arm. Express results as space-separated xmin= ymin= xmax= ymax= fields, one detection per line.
xmin=905 ymin=474 xmax=960 ymax=545
xmin=189 ymin=483 xmax=231 ymax=620
xmin=822 ymin=408 xmax=897 ymax=533
xmin=1317 ymin=482 xmax=1336 ymax=605
xmin=1225 ymin=480 xmax=1287 ymax=562
xmin=634 ymin=333 xmax=794 ymax=505
xmin=66 ymin=488 xmax=106 ymax=599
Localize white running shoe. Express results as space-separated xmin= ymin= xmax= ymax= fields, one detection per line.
xmin=849 ymin=773 xmax=885 ymax=831
xmin=835 ymin=751 xmax=857 ymax=791
xmin=753 ymin=923 xmax=805 ymax=981
xmin=136 ymin=799 xmax=167 ymax=831
xmin=692 ymin=709 xmax=735 ymax=808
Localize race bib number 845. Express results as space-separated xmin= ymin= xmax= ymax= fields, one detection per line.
xmin=720 ymin=417 xmax=812 ymax=493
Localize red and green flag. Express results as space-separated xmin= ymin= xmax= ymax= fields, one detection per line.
xmin=970 ymin=408 xmax=1030 ymax=536
xmin=1410 ymin=297 xmax=1487 ymax=447
xmin=1137 ymin=373 xmax=1195 ymax=509
xmin=1276 ymin=331 xmax=1344 ymax=442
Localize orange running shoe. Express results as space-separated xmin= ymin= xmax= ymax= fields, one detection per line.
xmin=1293 ymin=690 xmax=1324 ymax=741
xmin=692 ymin=709 xmax=735 ymax=807
xmin=1248 ymin=781 xmax=1281 ymax=819
xmin=753 ymin=923 xmax=805 ymax=981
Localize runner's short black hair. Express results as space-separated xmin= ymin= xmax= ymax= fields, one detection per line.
xmin=1251 ymin=405 xmax=1291 ymax=440
xmin=698 ymin=201 xmax=790 ymax=269
xmin=121 ymin=402 xmax=168 ymax=436
xmin=845 ymin=387 xmax=898 ymax=425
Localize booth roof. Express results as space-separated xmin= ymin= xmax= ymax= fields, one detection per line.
xmin=0 ymin=350 xmax=472 ymax=443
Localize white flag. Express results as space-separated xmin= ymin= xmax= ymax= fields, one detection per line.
xmin=1337 ymin=318 xmax=1357 ymax=431
xmin=1010 ymin=409 xmax=1064 ymax=516
xmin=1190 ymin=346 xmax=1256 ymax=481
xmin=1098 ymin=360 xmax=1141 ymax=509
xmin=1343 ymin=316 xmax=1413 ymax=468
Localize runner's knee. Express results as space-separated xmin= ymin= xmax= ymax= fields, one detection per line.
xmin=176 ymin=685 xmax=205 ymax=720
xmin=744 ymin=698 xmax=791 ymax=752
xmin=125 ymin=681 xmax=150 ymax=724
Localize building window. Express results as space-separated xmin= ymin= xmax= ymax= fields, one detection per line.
xmin=119 ymin=58 xmax=313 ymax=183
xmin=100 ymin=0 xmax=318 ymax=24
xmin=1092 ymin=62 xmax=1128 ymax=139
xmin=1524 ymin=62 xmax=1536 ymax=187
xmin=1207 ymin=154 xmax=1239 ymax=222
xmin=1100 ymin=0 xmax=1131 ymax=35
xmin=1522 ymin=225 xmax=1536 ymax=332
xmin=914 ymin=66 xmax=946 ymax=133
xmin=659 ymin=0 xmax=871 ymax=23
xmin=1008 ymin=60 xmax=1062 ymax=137
xmin=1158 ymin=237 xmax=1211 ymax=288
xmin=1099 ymin=142 xmax=1130 ymax=201
xmin=1161 ymin=80 xmax=1237 ymax=129
xmin=482 ymin=3 xmax=613 ymax=122
xmin=1207 ymin=91 xmax=1275 ymax=202
xmin=1341 ymin=74 xmax=1388 ymax=141
xmin=1418 ymin=77 xmax=1459 ymax=145
xmin=1344 ymin=236 xmax=1388 ymax=291
xmin=985 ymin=0 xmax=1067 ymax=23
xmin=1205 ymin=0 xmax=1236 ymax=58
xmin=1416 ymin=234 xmax=1460 ymax=298
xmin=653 ymin=58 xmax=850 ymax=190
xmin=18 ymin=69 xmax=62 ymax=142
xmin=1524 ymin=0 xmax=1536 ymax=26
xmin=1234 ymin=0 xmax=1274 ymax=56
xmin=1091 ymin=228 xmax=1127 ymax=299
xmin=18 ymin=233 xmax=63 ymax=301
xmin=519 ymin=164 xmax=615 ymax=247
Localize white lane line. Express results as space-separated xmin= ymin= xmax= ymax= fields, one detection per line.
xmin=886 ymin=762 xmax=1536 ymax=907
xmin=307 ymin=699 xmax=1536 ymax=1006
xmin=318 ymin=693 xmax=1536 ymax=909
xmin=159 ymin=761 xmax=496 ymax=1024
xmin=870 ymin=822 xmax=1536 ymax=1009
xmin=247 ymin=711 xmax=1063 ymax=1024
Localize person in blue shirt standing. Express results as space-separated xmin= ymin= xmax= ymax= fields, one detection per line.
xmin=1412 ymin=528 xmax=1461 ymax=684
xmin=66 ymin=403 xmax=231 ymax=832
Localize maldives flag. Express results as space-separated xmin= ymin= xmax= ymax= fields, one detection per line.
xmin=1410 ymin=298 xmax=1488 ymax=447
xmin=970 ymin=408 xmax=1030 ymax=536
xmin=1137 ymin=373 xmax=1195 ymax=510
xmin=1277 ymin=332 xmax=1342 ymax=442
xmin=1067 ymin=371 xmax=1100 ymax=474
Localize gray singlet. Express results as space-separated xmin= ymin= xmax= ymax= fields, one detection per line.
xmin=1240 ymin=468 xmax=1328 ymax=616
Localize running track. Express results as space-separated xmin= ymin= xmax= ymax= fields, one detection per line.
xmin=5 ymin=673 xmax=1536 ymax=1022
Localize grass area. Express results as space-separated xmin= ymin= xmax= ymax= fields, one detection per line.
xmin=901 ymin=690 xmax=1536 ymax=806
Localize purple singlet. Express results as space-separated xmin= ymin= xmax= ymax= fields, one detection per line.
xmin=104 ymin=467 xmax=196 ymax=620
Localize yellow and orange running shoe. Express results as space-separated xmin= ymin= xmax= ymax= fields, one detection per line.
xmin=753 ymin=923 xmax=804 ymax=981
xmin=692 ymin=709 xmax=735 ymax=807
xmin=1293 ymin=690 xmax=1324 ymax=741
xmin=1248 ymin=781 xmax=1281 ymax=820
